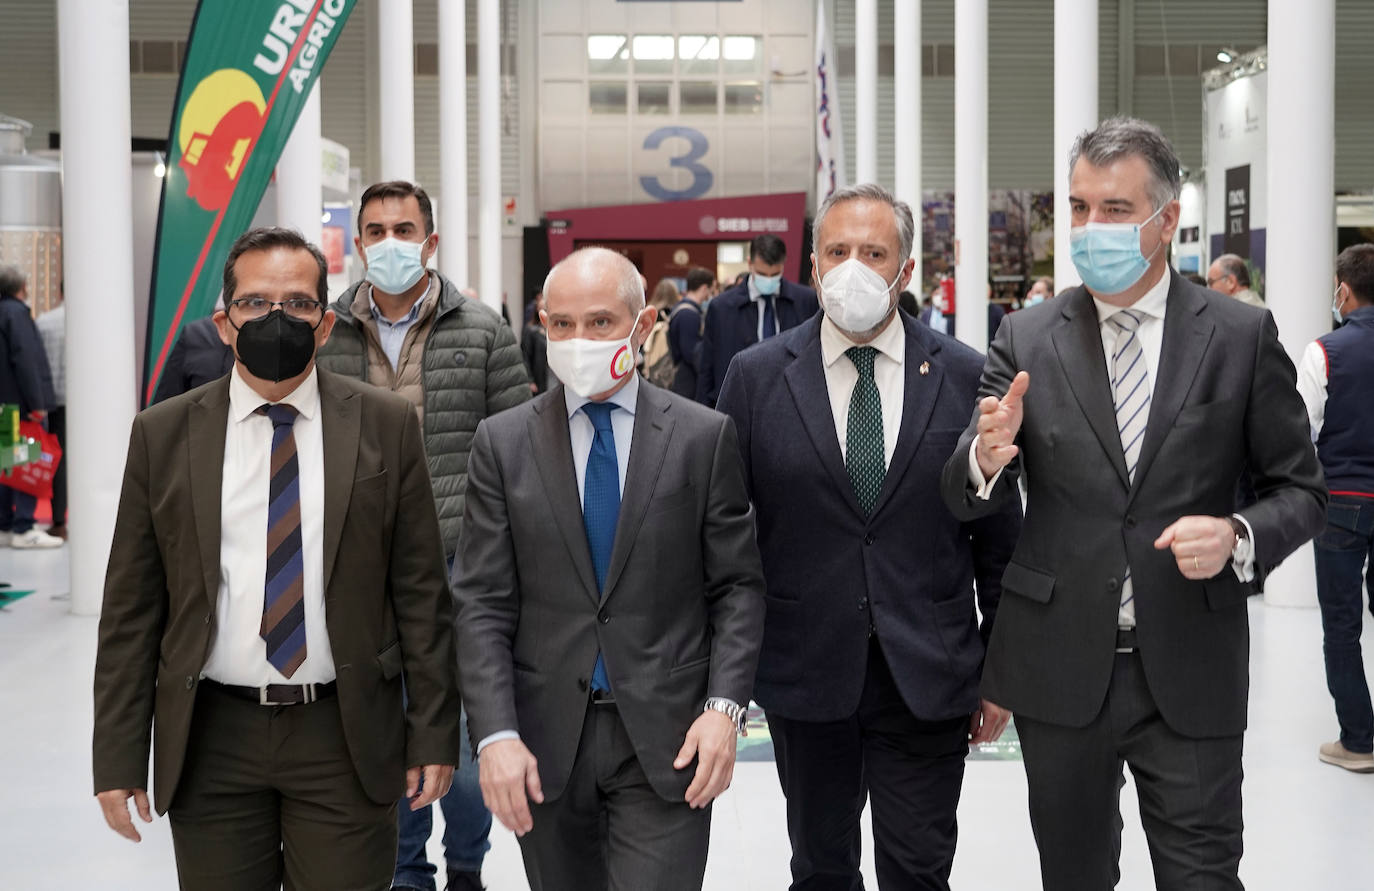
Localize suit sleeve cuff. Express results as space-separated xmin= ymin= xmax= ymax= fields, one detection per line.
xmin=1230 ymin=513 xmax=1257 ymax=583
xmin=476 ymin=730 xmax=520 ymax=756
xmin=967 ymin=435 xmax=1004 ymax=500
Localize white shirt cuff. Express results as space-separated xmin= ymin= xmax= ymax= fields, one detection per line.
xmin=476 ymin=730 xmax=520 ymax=755
xmin=967 ymin=435 xmax=1005 ymax=500
xmin=1230 ymin=513 xmax=1257 ymax=583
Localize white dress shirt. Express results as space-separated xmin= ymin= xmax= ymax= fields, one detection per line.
xmin=820 ymin=313 xmax=905 ymax=467
xmin=477 ymin=374 xmax=641 ymax=755
xmin=967 ymin=270 xmax=1254 ymax=626
xmin=202 ymin=366 xmax=334 ymax=686
xmin=1295 ymin=340 xmax=1328 ymax=440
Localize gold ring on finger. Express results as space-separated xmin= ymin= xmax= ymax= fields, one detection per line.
xmin=1193 ymin=555 xmax=1200 ymax=572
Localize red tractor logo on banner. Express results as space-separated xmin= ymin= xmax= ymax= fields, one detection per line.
xmin=177 ymin=68 xmax=268 ymax=212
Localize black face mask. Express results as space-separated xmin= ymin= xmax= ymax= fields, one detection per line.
xmin=231 ymin=310 xmax=319 ymax=382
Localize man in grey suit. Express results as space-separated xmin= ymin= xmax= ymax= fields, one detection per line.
xmin=455 ymin=246 xmax=765 ymax=890
xmin=940 ymin=117 xmax=1326 ymax=888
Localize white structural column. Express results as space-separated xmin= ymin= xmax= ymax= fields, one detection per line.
xmin=58 ymin=0 xmax=138 ymax=615
xmin=275 ymin=79 xmax=323 ymax=246
xmin=854 ymin=0 xmax=878 ymax=184
xmin=1054 ymin=0 xmax=1098 ymax=291
xmin=894 ymin=0 xmax=921 ymax=270
xmin=377 ymin=0 xmax=415 ymax=182
xmin=1263 ymin=0 xmax=1335 ymax=608
xmin=954 ymin=0 xmax=988 ymax=352
xmin=439 ymin=0 xmax=469 ymax=287
xmin=477 ymin=0 xmax=502 ymax=312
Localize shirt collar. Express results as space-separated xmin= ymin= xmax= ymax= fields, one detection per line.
xmin=564 ymin=370 xmax=641 ymax=421
xmin=229 ymin=363 xmax=321 ymax=424
xmin=366 ymin=272 xmax=433 ymax=327
xmin=820 ymin=311 xmax=906 ymax=369
xmin=1092 ymin=267 xmax=1171 ymax=326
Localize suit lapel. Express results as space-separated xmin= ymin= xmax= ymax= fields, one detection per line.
xmin=784 ymin=317 xmax=866 ymax=520
xmin=317 ymin=371 xmax=361 ymax=595
xmin=188 ymin=379 xmax=229 ymax=613
xmin=528 ymin=388 xmax=600 ymax=603
xmin=869 ymin=316 xmax=943 ymax=520
xmin=601 ymin=384 xmax=675 ymax=602
xmin=1128 ymin=277 xmax=1214 ymax=501
xmin=1051 ymin=288 xmax=1131 ymax=489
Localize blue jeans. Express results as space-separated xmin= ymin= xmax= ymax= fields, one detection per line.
xmin=0 ymin=485 xmax=37 ymax=534
xmin=1314 ymin=494 xmax=1374 ymax=754
xmin=393 ymin=709 xmax=492 ymax=889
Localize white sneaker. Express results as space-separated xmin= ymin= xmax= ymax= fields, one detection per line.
xmin=10 ymin=528 xmax=64 ymax=549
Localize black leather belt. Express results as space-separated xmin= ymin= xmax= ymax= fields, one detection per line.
xmin=203 ymin=678 xmax=337 ymax=706
xmin=1115 ymin=628 xmax=1138 ymax=654
xmin=590 ymin=688 xmax=616 ymax=705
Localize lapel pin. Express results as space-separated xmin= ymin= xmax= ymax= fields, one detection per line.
xmin=919 ymin=361 xmax=930 ymax=376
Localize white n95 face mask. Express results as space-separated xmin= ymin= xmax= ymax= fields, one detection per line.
xmin=545 ymin=322 xmax=643 ymax=398
xmin=819 ymin=258 xmax=900 ymax=334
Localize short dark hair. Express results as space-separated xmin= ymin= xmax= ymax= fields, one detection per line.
xmin=1336 ymin=243 xmax=1374 ymax=304
xmin=898 ymin=290 xmax=919 ymax=316
xmin=685 ymin=266 xmax=715 ymax=293
xmin=749 ymin=234 xmax=786 ymax=266
xmin=1213 ymin=253 xmax=1250 ymax=288
xmin=0 ymin=264 xmax=23 ymax=299
xmin=1183 ymin=272 xmax=1207 ymax=286
xmin=358 ymin=180 xmax=435 ymax=236
xmin=223 ymin=227 xmax=329 ymax=307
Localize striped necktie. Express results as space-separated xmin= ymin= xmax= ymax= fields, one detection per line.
xmin=259 ymin=403 xmax=306 ymax=677
xmin=1108 ymin=309 xmax=1150 ymax=627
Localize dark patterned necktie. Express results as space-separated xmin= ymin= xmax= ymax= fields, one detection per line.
xmin=258 ymin=403 xmax=306 ymax=678
xmin=845 ymin=346 xmax=886 ymax=515
xmin=581 ymin=402 xmax=619 ymax=692
xmin=761 ymin=294 xmax=778 ymax=339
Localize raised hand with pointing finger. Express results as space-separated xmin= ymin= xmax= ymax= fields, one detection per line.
xmin=974 ymin=370 xmax=1030 ymax=480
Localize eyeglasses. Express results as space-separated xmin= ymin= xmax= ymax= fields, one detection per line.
xmin=228 ymin=297 xmax=324 ymax=323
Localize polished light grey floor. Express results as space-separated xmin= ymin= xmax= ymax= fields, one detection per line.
xmin=3 ymin=544 xmax=1371 ymax=888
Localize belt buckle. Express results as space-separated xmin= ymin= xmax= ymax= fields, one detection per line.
xmin=258 ymin=684 xmax=315 ymax=706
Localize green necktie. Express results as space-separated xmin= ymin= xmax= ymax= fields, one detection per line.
xmin=845 ymin=346 xmax=886 ymax=515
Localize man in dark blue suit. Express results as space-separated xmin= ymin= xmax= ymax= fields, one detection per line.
xmin=717 ymin=184 xmax=1022 ymax=890
xmin=696 ymin=234 xmax=817 ymax=406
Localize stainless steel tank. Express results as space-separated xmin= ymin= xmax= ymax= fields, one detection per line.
xmin=0 ymin=114 xmax=63 ymax=314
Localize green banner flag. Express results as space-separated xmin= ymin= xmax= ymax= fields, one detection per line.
xmin=143 ymin=0 xmax=356 ymax=405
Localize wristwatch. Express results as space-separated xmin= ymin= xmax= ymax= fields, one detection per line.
xmin=703 ymin=697 xmax=748 ymax=737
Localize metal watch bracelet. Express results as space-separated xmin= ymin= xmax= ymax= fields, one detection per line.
xmin=703 ymin=697 xmax=748 ymax=736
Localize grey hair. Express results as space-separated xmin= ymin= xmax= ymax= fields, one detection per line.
xmin=543 ymin=246 xmax=645 ymax=313
xmin=812 ymin=183 xmax=916 ymax=269
xmin=0 ymin=264 xmax=24 ymax=298
xmin=1069 ymin=116 xmax=1181 ymax=211
xmin=1212 ymin=253 xmax=1250 ymax=287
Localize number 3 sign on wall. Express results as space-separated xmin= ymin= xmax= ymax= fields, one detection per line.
xmin=640 ymin=126 xmax=714 ymax=201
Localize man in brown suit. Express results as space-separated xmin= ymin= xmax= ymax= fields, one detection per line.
xmin=93 ymin=228 xmax=461 ymax=890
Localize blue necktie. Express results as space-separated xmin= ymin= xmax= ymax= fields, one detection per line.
xmin=761 ymin=294 xmax=777 ymax=340
xmin=581 ymin=402 xmax=619 ymax=692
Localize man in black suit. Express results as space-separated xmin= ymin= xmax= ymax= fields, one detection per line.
xmin=152 ymin=315 xmax=235 ymax=403
xmin=718 ymin=184 xmax=1022 ymax=890
xmin=696 ymin=234 xmax=817 ymax=406
xmin=456 ymin=247 xmax=765 ymax=889
xmin=941 ymin=117 xmax=1326 ymax=889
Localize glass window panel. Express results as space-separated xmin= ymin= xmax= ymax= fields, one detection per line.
xmin=633 ymin=35 xmax=675 ymax=74
xmin=722 ymin=35 xmax=762 ymax=75
xmin=679 ymin=81 xmax=719 ymax=115
xmin=587 ymin=35 xmax=629 ymax=74
xmin=724 ymin=81 xmax=764 ymax=115
xmin=678 ymin=35 xmax=720 ymax=75
xmin=589 ymin=81 xmax=628 ymax=114
xmin=637 ymin=82 xmax=672 ymax=115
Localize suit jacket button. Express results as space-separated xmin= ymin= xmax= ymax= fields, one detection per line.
xmin=1107 ymin=578 xmax=1120 ymax=592
xmin=858 ymin=597 xmax=869 ymax=611
xmin=863 ymin=533 xmax=875 ymax=546
xmin=598 ymin=611 xmax=610 ymax=624
xmin=1125 ymin=515 xmax=1138 ymax=529
xmin=185 ymin=676 xmax=195 ymax=689
xmin=578 ymin=677 xmax=589 ymax=691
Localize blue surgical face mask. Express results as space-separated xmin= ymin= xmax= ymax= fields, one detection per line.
xmin=753 ymin=272 xmax=781 ymax=296
xmin=365 ymin=236 xmax=428 ymax=295
xmin=1332 ymin=284 xmax=1347 ymax=326
xmin=1069 ymin=204 xmax=1166 ymax=295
